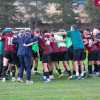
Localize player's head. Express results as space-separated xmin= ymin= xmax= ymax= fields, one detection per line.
xmin=70 ymin=25 xmax=79 ymax=31
xmin=83 ymin=29 xmax=91 ymax=37
xmin=34 ymin=28 xmax=41 ymax=37
xmin=18 ymin=29 xmax=25 ymax=37
xmin=93 ymin=27 xmax=100 ymax=36
xmin=2 ymin=28 xmax=13 ymax=34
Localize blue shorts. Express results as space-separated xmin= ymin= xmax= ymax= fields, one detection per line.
xmin=68 ymin=46 xmax=73 ymax=60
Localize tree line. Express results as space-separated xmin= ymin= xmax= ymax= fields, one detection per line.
xmin=0 ymin=0 xmax=99 ymax=28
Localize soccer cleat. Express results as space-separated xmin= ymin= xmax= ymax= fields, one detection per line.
xmin=44 ymin=78 xmax=51 ymax=83
xmin=17 ymin=77 xmax=24 ymax=83
xmin=2 ymin=78 xmax=6 ymax=82
xmin=42 ymin=76 xmax=47 ymax=81
xmin=33 ymin=70 xmax=40 ymax=75
xmin=63 ymin=70 xmax=71 ymax=76
xmin=95 ymin=72 xmax=100 ymax=77
xmin=26 ymin=80 xmax=34 ymax=85
xmin=12 ymin=77 xmax=16 ymax=82
xmin=80 ymin=71 xmax=88 ymax=79
xmin=78 ymin=76 xmax=85 ymax=80
xmin=68 ymin=75 xmax=78 ymax=80
xmin=49 ymin=75 xmax=55 ymax=80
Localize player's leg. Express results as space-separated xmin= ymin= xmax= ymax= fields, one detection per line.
xmin=10 ymin=64 xmax=16 ymax=81
xmin=63 ymin=61 xmax=71 ymax=76
xmin=73 ymin=49 xmax=80 ymax=77
xmin=79 ymin=49 xmax=86 ymax=78
xmin=54 ymin=61 xmax=62 ymax=76
xmin=10 ymin=52 xmax=19 ymax=81
xmin=42 ymin=54 xmax=51 ymax=82
xmin=17 ymin=55 xmax=24 ymax=82
xmin=24 ymin=55 xmax=33 ymax=84
xmin=33 ymin=53 xmax=38 ymax=73
xmin=48 ymin=61 xmax=55 ymax=80
xmin=2 ymin=56 xmax=9 ymax=82
xmin=95 ymin=51 xmax=100 ymax=76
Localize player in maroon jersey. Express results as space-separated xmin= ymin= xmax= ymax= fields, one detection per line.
xmin=39 ymin=31 xmax=53 ymax=82
xmin=92 ymin=28 xmax=100 ymax=76
xmin=83 ymin=29 xmax=93 ymax=75
xmin=84 ymin=28 xmax=100 ymax=76
xmin=1 ymin=28 xmax=17 ymax=82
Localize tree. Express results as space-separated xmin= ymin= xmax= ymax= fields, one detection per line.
xmin=85 ymin=0 xmax=100 ymax=25
xmin=0 ymin=0 xmax=78 ymax=28
xmin=61 ymin=0 xmax=78 ymax=25
xmin=0 ymin=0 xmax=17 ymax=27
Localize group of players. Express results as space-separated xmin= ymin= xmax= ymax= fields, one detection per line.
xmin=0 ymin=25 xmax=100 ymax=84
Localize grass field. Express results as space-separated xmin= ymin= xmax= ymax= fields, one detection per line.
xmin=0 ymin=62 xmax=100 ymax=100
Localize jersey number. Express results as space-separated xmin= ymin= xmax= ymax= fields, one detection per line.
xmin=8 ymin=37 xmax=13 ymax=45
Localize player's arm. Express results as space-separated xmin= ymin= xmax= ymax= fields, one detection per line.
xmin=23 ymin=36 xmax=38 ymax=47
xmin=12 ymin=35 xmax=18 ymax=44
xmin=95 ymin=38 xmax=100 ymax=42
xmin=53 ymin=32 xmax=67 ymax=35
xmin=55 ymin=39 xmax=66 ymax=42
xmin=23 ymin=41 xmax=38 ymax=47
xmin=1 ymin=35 xmax=5 ymax=40
xmin=83 ymin=39 xmax=88 ymax=45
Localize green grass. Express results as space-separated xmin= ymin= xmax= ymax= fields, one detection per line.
xmin=0 ymin=62 xmax=100 ymax=100
xmin=0 ymin=75 xmax=100 ymax=100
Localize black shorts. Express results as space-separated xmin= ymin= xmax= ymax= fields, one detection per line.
xmin=32 ymin=51 xmax=38 ymax=58
xmin=41 ymin=54 xmax=51 ymax=63
xmin=88 ymin=51 xmax=100 ymax=61
xmin=51 ymin=52 xmax=69 ymax=61
xmin=39 ymin=53 xmax=43 ymax=61
xmin=96 ymin=51 xmax=100 ymax=60
xmin=73 ymin=49 xmax=85 ymax=61
xmin=4 ymin=52 xmax=17 ymax=64
xmin=83 ymin=51 xmax=86 ymax=60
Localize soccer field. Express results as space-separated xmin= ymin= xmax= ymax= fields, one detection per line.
xmin=0 ymin=74 xmax=100 ymax=100
xmin=0 ymin=61 xmax=100 ymax=100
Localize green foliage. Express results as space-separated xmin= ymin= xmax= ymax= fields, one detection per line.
xmin=0 ymin=0 xmax=17 ymax=27
xmin=16 ymin=0 xmax=77 ymax=26
xmin=0 ymin=0 xmax=77 ymax=27
xmin=61 ymin=0 xmax=77 ymax=24
xmin=44 ymin=0 xmax=77 ymax=24
xmin=85 ymin=0 xmax=100 ymax=25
